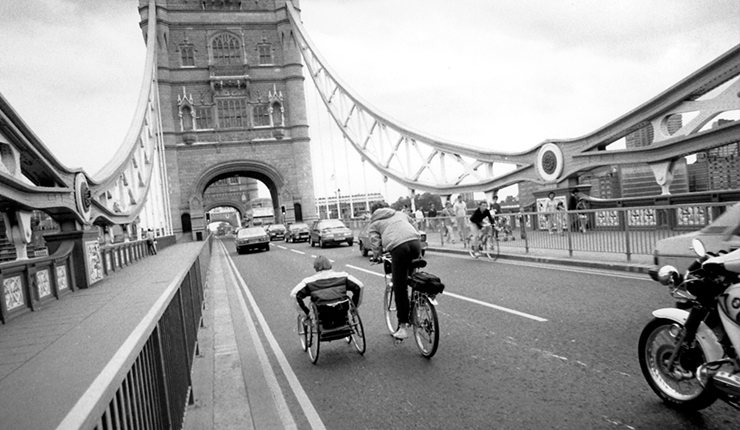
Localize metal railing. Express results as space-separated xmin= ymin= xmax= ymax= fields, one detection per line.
xmin=345 ymin=201 xmax=737 ymax=261
xmin=58 ymin=237 xmax=211 ymax=430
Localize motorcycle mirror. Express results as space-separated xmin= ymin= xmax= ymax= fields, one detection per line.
xmin=656 ymin=265 xmax=679 ymax=286
xmin=691 ymin=238 xmax=707 ymax=258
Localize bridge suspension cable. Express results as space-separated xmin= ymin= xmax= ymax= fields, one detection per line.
xmin=286 ymin=1 xmax=740 ymax=196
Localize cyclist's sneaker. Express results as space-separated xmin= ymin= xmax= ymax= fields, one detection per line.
xmin=392 ymin=325 xmax=410 ymax=339
xmin=469 ymin=250 xmax=476 ymax=258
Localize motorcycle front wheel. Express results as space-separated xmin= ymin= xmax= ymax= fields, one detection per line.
xmin=638 ymin=317 xmax=717 ymax=410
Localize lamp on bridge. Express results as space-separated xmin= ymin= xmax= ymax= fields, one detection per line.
xmin=335 ymin=188 xmax=341 ymax=219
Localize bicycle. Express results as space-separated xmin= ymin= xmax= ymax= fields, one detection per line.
xmin=374 ymin=255 xmax=441 ymax=358
xmin=468 ymin=224 xmax=499 ymax=260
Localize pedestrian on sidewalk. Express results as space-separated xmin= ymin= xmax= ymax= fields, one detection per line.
xmin=453 ymin=195 xmax=468 ymax=245
xmin=544 ymin=192 xmax=560 ymax=235
xmin=427 ymin=203 xmax=438 ymax=232
xmin=146 ymin=228 xmax=157 ymax=255
xmin=568 ymin=189 xmax=579 ymax=232
xmin=440 ymin=201 xmax=455 ymax=243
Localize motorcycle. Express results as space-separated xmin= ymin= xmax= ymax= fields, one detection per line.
xmin=639 ymin=238 xmax=739 ymax=410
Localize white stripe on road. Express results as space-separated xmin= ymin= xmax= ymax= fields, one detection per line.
xmin=290 ymin=249 xmax=306 ymax=255
xmin=223 ymin=243 xmax=326 ymax=430
xmin=345 ymin=264 xmax=547 ymax=322
xmin=219 ymin=242 xmax=298 ymax=429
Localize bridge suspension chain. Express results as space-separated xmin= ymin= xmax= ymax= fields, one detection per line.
xmin=286 ymin=2 xmax=740 ymax=196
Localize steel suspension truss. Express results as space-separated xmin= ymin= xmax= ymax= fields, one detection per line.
xmin=287 ymin=1 xmax=739 ymax=196
xmin=0 ymin=0 xmax=171 ymax=236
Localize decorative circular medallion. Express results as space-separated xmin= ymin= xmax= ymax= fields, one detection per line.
xmin=536 ymin=143 xmax=564 ymax=183
xmin=75 ymin=173 xmax=92 ymax=224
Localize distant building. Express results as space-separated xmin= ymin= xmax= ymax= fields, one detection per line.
xmin=687 ymin=119 xmax=739 ymax=192
xmin=316 ymin=192 xmax=384 ymax=219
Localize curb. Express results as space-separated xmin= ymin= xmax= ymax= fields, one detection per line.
xmin=427 ymin=246 xmax=653 ymax=275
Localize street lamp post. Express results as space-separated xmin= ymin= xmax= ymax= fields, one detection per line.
xmin=335 ymin=188 xmax=341 ymax=219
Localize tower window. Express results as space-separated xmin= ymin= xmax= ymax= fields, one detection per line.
xmin=217 ymin=99 xmax=248 ymax=129
xmin=213 ymin=34 xmax=241 ymax=65
xmin=181 ymin=45 xmax=195 ymax=67
xmin=196 ymin=107 xmax=214 ymax=130
xmin=253 ymin=104 xmax=270 ymax=127
xmin=258 ymin=44 xmax=273 ymax=65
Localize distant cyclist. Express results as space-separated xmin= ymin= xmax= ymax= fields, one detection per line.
xmin=368 ymin=201 xmax=422 ymax=340
xmin=469 ymin=201 xmax=495 ymax=258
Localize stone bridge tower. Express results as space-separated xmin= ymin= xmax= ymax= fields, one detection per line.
xmin=143 ymin=0 xmax=316 ymax=239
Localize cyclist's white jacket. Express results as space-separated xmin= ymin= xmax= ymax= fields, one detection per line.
xmin=368 ymin=208 xmax=421 ymax=254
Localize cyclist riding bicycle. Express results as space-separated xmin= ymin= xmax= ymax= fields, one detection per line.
xmin=469 ymin=201 xmax=495 ymax=258
xmin=368 ymin=201 xmax=422 ymax=340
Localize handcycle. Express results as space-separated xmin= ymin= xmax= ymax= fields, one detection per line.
xmin=297 ymin=295 xmax=366 ymax=364
xmin=468 ymin=224 xmax=500 ymax=260
xmin=374 ymin=254 xmax=442 ymax=358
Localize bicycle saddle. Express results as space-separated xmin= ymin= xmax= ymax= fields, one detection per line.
xmin=411 ymin=259 xmax=427 ymax=269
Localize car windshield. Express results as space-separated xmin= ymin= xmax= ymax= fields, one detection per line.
xmin=700 ymin=203 xmax=740 ymax=235
xmin=270 ymin=224 xmax=285 ymax=231
xmin=320 ymin=220 xmax=346 ymax=229
xmin=290 ymin=223 xmax=308 ymax=230
xmin=238 ymin=227 xmax=265 ymax=238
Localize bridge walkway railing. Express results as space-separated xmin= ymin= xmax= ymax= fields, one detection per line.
xmin=346 ymin=201 xmax=738 ymax=262
xmin=0 ymin=236 xmax=211 ymax=430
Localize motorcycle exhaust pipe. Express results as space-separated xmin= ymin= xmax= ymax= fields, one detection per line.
xmin=698 ymin=361 xmax=740 ymax=397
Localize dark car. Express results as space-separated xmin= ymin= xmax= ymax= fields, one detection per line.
xmin=309 ymin=219 xmax=354 ymax=248
xmin=235 ymin=227 xmax=270 ymax=254
xmin=265 ymin=223 xmax=286 ymax=241
xmin=285 ymin=222 xmax=310 ymax=243
xmin=357 ymin=223 xmax=427 ymax=257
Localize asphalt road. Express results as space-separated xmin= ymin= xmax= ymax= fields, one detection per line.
xmin=220 ymin=236 xmax=738 ymax=430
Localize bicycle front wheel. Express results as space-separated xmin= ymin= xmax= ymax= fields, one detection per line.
xmin=412 ymin=294 xmax=439 ymax=358
xmin=383 ymin=282 xmax=398 ymax=334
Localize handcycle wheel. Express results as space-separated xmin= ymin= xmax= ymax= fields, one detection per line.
xmin=307 ymin=304 xmax=320 ymax=364
xmin=348 ymin=303 xmax=366 ymax=354
xmin=412 ymin=293 xmax=440 ymax=358
xmin=297 ymin=314 xmax=308 ymax=352
xmin=383 ymin=282 xmax=398 ymax=334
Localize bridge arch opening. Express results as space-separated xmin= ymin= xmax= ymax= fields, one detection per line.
xmin=186 ymin=160 xmax=300 ymax=238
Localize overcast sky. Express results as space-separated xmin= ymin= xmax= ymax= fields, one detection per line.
xmin=0 ymin=0 xmax=738 ymax=202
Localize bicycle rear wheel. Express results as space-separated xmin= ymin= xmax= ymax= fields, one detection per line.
xmin=482 ymin=237 xmax=493 ymax=260
xmin=307 ymin=305 xmax=320 ymax=364
xmin=383 ymin=282 xmax=398 ymax=334
xmin=491 ymin=236 xmax=500 ymax=261
xmin=412 ymin=294 xmax=439 ymax=358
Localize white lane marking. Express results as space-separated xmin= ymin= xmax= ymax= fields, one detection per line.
xmin=276 ymin=245 xmax=287 ymax=250
xmin=345 ymin=264 xmax=547 ymax=322
xmin=290 ymin=249 xmax=306 ymax=255
xmin=438 ymin=251 xmax=651 ymax=281
xmin=224 ymin=243 xmax=326 ymax=430
xmin=444 ymin=292 xmax=548 ymax=322
xmin=219 ymin=242 xmax=298 ymax=429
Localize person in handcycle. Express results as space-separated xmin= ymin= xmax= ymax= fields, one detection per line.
xmin=469 ymin=201 xmax=495 ymax=258
xmin=290 ymin=255 xmax=364 ymax=331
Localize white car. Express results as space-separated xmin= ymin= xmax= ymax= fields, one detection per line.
xmin=653 ymin=203 xmax=740 ymax=272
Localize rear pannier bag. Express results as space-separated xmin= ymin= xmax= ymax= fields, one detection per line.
xmin=409 ymin=271 xmax=445 ymax=295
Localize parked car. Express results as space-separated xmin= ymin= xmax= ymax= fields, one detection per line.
xmin=235 ymin=227 xmax=270 ymax=254
xmin=309 ymin=219 xmax=354 ymax=248
xmin=285 ymin=222 xmax=310 ymax=243
xmin=357 ymin=223 xmax=427 ymax=257
xmin=653 ymin=202 xmax=740 ymax=272
xmin=265 ymin=223 xmax=286 ymax=241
